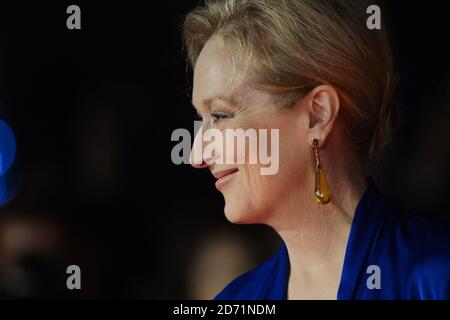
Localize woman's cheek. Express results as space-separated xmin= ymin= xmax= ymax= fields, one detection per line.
xmin=218 ymin=120 xmax=249 ymax=164
xmin=246 ymin=165 xmax=266 ymax=193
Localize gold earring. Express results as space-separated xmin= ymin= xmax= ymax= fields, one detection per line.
xmin=312 ymin=139 xmax=331 ymax=205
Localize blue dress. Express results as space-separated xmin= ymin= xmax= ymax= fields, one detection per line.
xmin=215 ymin=177 xmax=450 ymax=300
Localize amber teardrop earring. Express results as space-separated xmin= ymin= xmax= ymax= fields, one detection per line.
xmin=312 ymin=138 xmax=331 ymax=205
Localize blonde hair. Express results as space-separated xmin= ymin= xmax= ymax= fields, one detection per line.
xmin=183 ymin=0 xmax=398 ymax=162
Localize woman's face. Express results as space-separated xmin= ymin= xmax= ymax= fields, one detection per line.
xmin=190 ymin=35 xmax=312 ymax=225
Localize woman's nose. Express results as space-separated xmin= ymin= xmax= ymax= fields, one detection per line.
xmin=191 ymin=158 xmax=208 ymax=169
xmin=190 ymin=128 xmax=219 ymax=169
xmin=190 ymin=148 xmax=217 ymax=169
xmin=190 ymin=129 xmax=208 ymax=169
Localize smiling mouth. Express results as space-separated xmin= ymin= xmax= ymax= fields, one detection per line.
xmin=213 ymin=168 xmax=239 ymax=190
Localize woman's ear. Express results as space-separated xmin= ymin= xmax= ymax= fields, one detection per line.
xmin=306 ymin=85 xmax=340 ymax=147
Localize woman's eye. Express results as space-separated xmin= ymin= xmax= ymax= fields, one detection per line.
xmin=211 ymin=112 xmax=234 ymax=123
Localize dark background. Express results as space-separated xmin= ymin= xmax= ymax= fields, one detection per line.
xmin=0 ymin=1 xmax=449 ymax=299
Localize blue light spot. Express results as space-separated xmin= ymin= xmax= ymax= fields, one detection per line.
xmin=0 ymin=119 xmax=16 ymax=175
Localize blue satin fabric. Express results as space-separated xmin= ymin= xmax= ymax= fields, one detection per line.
xmin=215 ymin=177 xmax=450 ymax=300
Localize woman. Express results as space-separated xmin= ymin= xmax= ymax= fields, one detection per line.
xmin=182 ymin=0 xmax=450 ymax=300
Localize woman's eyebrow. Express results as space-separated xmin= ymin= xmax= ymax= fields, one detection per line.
xmin=206 ymin=95 xmax=235 ymax=106
xmin=192 ymin=95 xmax=236 ymax=110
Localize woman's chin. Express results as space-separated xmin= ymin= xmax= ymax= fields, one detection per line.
xmin=223 ymin=202 xmax=256 ymax=225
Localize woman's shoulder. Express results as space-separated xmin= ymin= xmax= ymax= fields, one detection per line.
xmin=214 ymin=243 xmax=287 ymax=300
xmin=386 ymin=208 xmax=450 ymax=281
xmin=379 ymin=209 xmax=450 ymax=298
xmin=390 ymin=209 xmax=450 ymax=256
xmin=370 ymin=181 xmax=450 ymax=264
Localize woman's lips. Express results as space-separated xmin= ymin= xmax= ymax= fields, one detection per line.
xmin=213 ymin=168 xmax=239 ymax=190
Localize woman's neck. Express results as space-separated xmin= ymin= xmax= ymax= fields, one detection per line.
xmin=272 ymin=171 xmax=368 ymax=299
